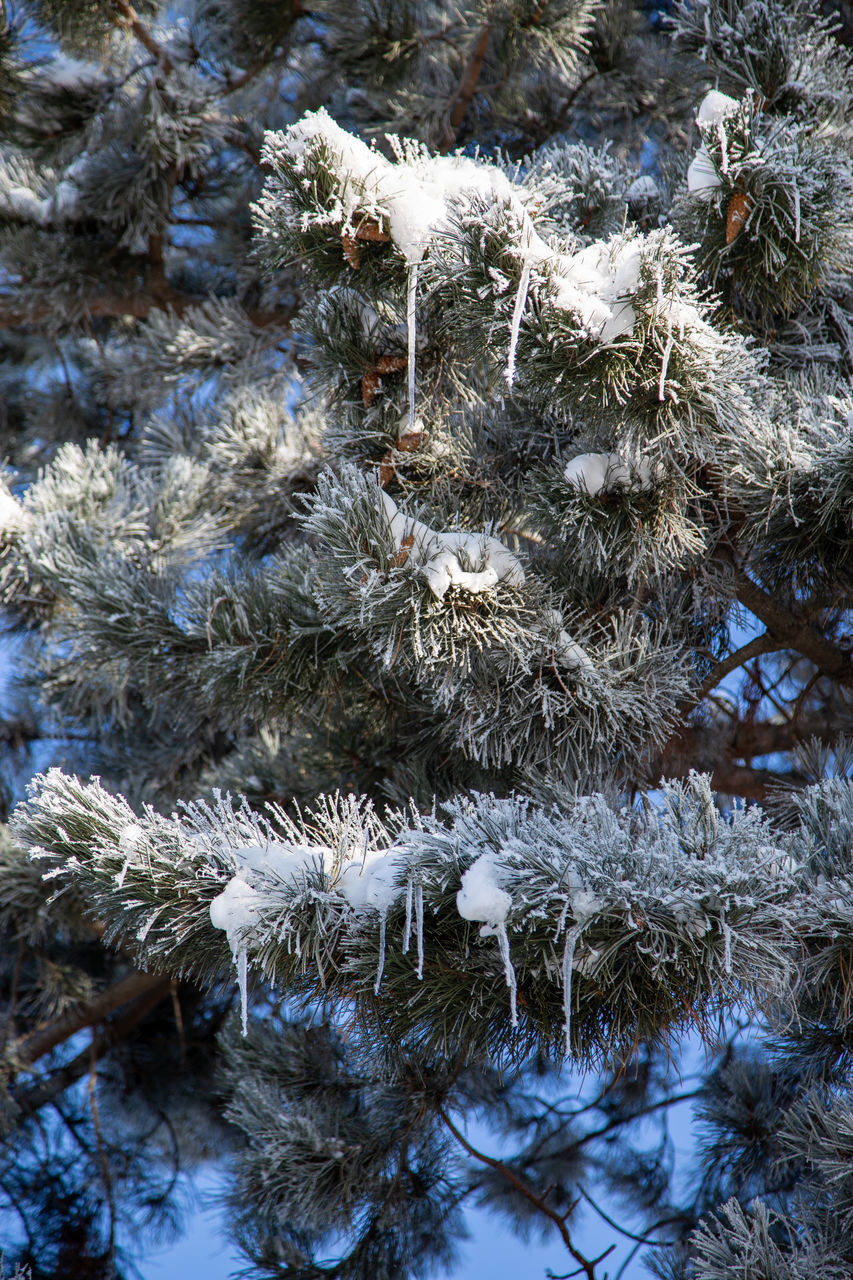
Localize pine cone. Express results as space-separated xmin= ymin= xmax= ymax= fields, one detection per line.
xmin=361 ymin=353 xmax=407 ymax=407
xmin=726 ymin=191 xmax=752 ymax=244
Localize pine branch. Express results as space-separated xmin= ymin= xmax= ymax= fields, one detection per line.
xmin=12 ymin=969 xmax=169 ymax=1069
xmin=437 ymin=20 xmax=494 ymax=153
xmin=12 ymin=975 xmax=173 ymax=1119
xmin=720 ymin=553 xmax=853 ymax=686
xmin=693 ymin=634 xmax=785 ymax=702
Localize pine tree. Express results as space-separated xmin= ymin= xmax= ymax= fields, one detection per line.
xmin=0 ymin=1 xmax=853 ymax=1276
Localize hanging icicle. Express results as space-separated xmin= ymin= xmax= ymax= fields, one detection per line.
xmin=505 ymin=257 xmax=532 ymax=388
xmin=496 ymin=922 xmax=518 ymax=1027
xmin=375 ymin=910 xmax=387 ymax=994
xmin=415 ymin=879 xmax=425 ymax=980
xmin=406 ymin=262 xmax=418 ymax=434
xmin=237 ymin=946 xmax=249 ymax=1037
xmin=403 ymin=876 xmax=414 ymax=954
xmin=562 ymin=927 xmax=580 ymax=1054
xmin=721 ymin=916 xmax=732 ymax=975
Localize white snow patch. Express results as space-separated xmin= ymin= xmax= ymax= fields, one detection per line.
xmin=33 ymin=54 xmax=107 ymax=92
xmin=628 ymin=175 xmax=660 ymax=201
xmin=456 ymin=855 xmax=517 ymax=1026
xmin=540 ymin=610 xmax=595 ymax=675
xmin=284 ymin=108 xmax=516 ymax=265
xmin=563 ymin=452 xmax=656 ymax=495
xmin=209 ymin=875 xmax=263 ymax=939
xmin=550 ymin=237 xmax=643 ymax=342
xmin=0 ymin=486 xmax=32 ymax=535
xmin=380 ymin=489 xmax=524 ymax=600
xmin=696 ymin=90 xmax=740 ymax=127
xmin=687 ymin=144 xmax=721 ymax=195
xmin=336 ymin=849 xmax=401 ymax=911
xmin=457 ymin=854 xmax=512 ymax=927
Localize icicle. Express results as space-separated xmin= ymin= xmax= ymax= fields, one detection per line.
xmin=793 ymin=186 xmax=801 ymax=243
xmin=237 ymin=946 xmax=249 ymax=1037
xmin=504 ymin=258 xmax=531 ymax=388
xmin=562 ymin=928 xmax=580 ymax=1054
xmin=116 ymin=856 xmax=132 ymax=888
xmin=496 ymin=923 xmax=518 ymax=1027
xmin=721 ymin=917 xmax=732 ymax=975
xmin=403 ymin=876 xmax=413 ymax=953
xmin=415 ymin=880 xmax=425 ymax=980
xmin=718 ymin=119 xmax=730 ymax=177
xmin=406 ymin=262 xmax=418 ymax=434
xmin=375 ymin=910 xmax=387 ymax=994
xmin=658 ymin=333 xmax=674 ymax=402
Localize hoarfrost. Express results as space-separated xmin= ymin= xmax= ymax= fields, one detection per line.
xmin=116 ymin=822 xmax=145 ymax=888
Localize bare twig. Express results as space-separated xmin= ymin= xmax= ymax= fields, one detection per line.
xmin=111 ymin=0 xmax=174 ymax=72
xmin=693 ymin=633 xmax=783 ymax=702
xmin=438 ymin=1107 xmax=610 ymax=1279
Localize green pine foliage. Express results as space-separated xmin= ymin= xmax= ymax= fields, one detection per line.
xmin=0 ymin=1 xmax=852 ymax=1277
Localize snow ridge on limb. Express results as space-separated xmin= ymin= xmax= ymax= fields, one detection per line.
xmin=15 ymin=768 xmax=802 ymax=1066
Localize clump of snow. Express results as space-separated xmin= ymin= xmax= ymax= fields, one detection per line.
xmin=209 ymin=875 xmax=262 ymax=939
xmin=550 ymin=236 xmax=644 ymax=342
xmin=687 ymin=90 xmax=741 ymax=196
xmin=628 ymin=175 xmax=660 ymax=201
xmin=540 ymin=609 xmax=595 ymax=675
xmin=283 ymin=107 xmax=516 ymax=266
xmin=0 ymin=485 xmax=32 ymax=536
xmin=336 ymin=849 xmax=401 ymax=911
xmin=457 ymin=854 xmax=512 ymax=926
xmin=380 ymin=489 xmax=524 ymax=600
xmin=696 ymin=89 xmax=740 ymax=127
xmin=687 ymin=144 xmax=721 ymax=195
xmin=336 ymin=849 xmax=403 ymax=993
xmin=456 ymin=854 xmax=517 ymax=1026
xmin=563 ymin=452 xmax=656 ymax=495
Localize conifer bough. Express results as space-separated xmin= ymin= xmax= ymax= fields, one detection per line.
xmin=3 ymin=0 xmax=853 ymax=1276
